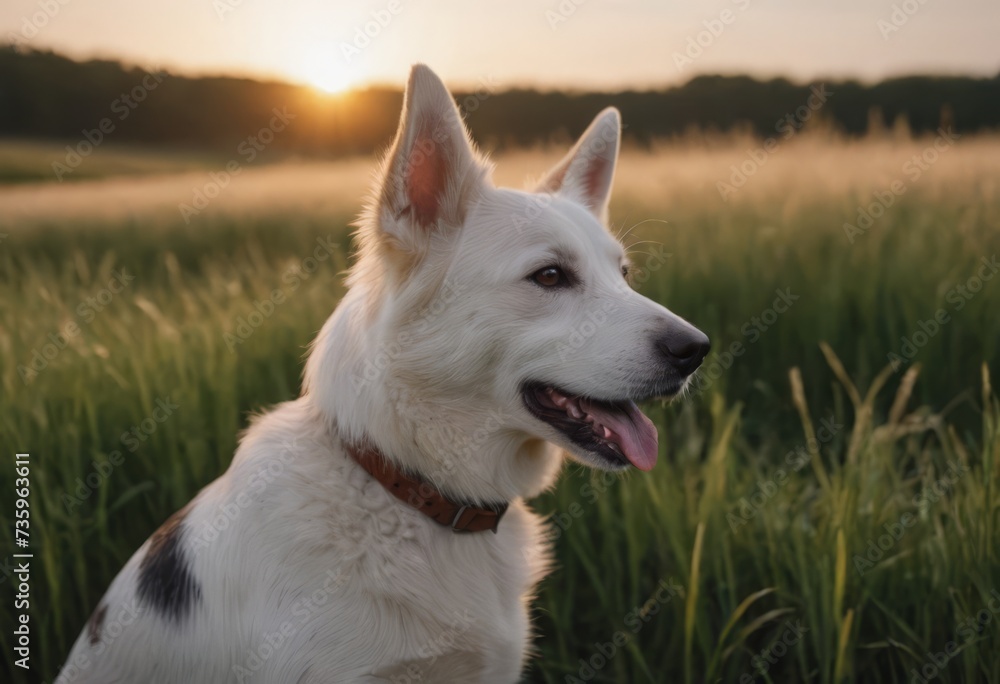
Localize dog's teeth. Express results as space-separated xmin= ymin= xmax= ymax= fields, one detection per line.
xmin=602 ymin=426 xmax=614 ymax=440
xmin=552 ymin=395 xmax=568 ymax=408
xmin=567 ymin=403 xmax=583 ymax=419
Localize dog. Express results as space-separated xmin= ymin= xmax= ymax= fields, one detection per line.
xmin=58 ymin=64 xmax=709 ymax=683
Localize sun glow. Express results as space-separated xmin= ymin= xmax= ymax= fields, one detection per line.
xmin=292 ymin=44 xmax=360 ymax=95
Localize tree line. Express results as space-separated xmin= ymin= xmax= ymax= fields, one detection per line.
xmin=1 ymin=46 xmax=998 ymax=157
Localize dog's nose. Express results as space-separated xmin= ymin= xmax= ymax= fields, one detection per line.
xmin=658 ymin=327 xmax=711 ymax=375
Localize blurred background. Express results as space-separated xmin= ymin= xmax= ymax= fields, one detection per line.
xmin=1 ymin=1 xmax=999 ymax=682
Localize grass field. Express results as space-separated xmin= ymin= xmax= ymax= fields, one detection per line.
xmin=0 ymin=139 xmax=222 ymax=185
xmin=1 ymin=133 xmax=999 ymax=683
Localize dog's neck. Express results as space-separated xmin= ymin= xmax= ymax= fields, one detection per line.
xmin=304 ymin=288 xmax=563 ymax=503
xmin=345 ymin=440 xmax=509 ymax=533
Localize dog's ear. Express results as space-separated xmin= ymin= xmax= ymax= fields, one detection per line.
xmin=376 ymin=64 xmax=483 ymax=246
xmin=535 ymin=107 xmax=621 ymax=221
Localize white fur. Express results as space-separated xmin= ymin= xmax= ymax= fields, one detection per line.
xmin=58 ymin=64 xmax=703 ymax=683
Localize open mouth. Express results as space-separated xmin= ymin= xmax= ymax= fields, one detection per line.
xmin=521 ymin=382 xmax=661 ymax=471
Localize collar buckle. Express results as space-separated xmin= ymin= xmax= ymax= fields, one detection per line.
xmin=451 ymin=505 xmax=470 ymax=533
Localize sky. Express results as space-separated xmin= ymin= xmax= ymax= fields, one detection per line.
xmin=2 ymin=0 xmax=998 ymax=92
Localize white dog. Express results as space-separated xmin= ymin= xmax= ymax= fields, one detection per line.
xmin=58 ymin=64 xmax=709 ymax=683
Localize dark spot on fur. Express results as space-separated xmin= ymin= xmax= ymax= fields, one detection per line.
xmin=87 ymin=603 xmax=107 ymax=646
xmin=137 ymin=504 xmax=201 ymax=622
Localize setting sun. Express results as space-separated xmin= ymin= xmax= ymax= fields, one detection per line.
xmin=292 ymin=44 xmax=359 ymax=94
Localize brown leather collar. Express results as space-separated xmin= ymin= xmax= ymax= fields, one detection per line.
xmin=346 ymin=442 xmax=508 ymax=534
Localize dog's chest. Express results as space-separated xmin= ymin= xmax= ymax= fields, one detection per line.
xmin=196 ymin=444 xmax=547 ymax=681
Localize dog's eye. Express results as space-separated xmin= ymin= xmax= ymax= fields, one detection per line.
xmin=531 ymin=266 xmax=568 ymax=288
xmin=621 ymin=265 xmax=630 ymax=280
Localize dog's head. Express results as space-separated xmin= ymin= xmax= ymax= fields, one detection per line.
xmin=307 ymin=65 xmax=709 ymax=501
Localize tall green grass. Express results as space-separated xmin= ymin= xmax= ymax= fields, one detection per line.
xmin=1 ymin=152 xmax=998 ymax=683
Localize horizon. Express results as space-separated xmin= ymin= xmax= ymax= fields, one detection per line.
xmin=2 ymin=0 xmax=998 ymax=94
xmin=6 ymin=43 xmax=998 ymax=97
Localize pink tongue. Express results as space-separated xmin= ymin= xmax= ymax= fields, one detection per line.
xmin=582 ymin=400 xmax=659 ymax=471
